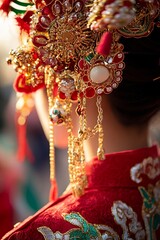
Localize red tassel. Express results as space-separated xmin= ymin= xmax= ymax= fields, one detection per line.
xmin=16 ymin=114 xmax=34 ymax=162
xmin=49 ymin=179 xmax=58 ymax=202
xmin=16 ymin=120 xmax=27 ymax=161
xmin=0 ymin=0 xmax=12 ymax=14
xmin=96 ymin=31 xmax=113 ymax=57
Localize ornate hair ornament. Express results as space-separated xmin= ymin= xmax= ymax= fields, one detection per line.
xmin=1 ymin=0 xmax=160 ymax=198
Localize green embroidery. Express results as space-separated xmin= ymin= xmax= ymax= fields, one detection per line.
xmin=38 ymin=182 xmax=160 ymax=240
xmin=38 ymin=212 xmax=119 ymax=239
xmin=139 ymin=187 xmax=156 ymax=210
xmin=64 ymin=212 xmax=100 ymax=238
xmin=38 ymin=212 xmax=101 ymax=239
xmin=139 ymin=183 xmax=160 ymax=240
xmin=153 ymin=214 xmax=160 ymax=230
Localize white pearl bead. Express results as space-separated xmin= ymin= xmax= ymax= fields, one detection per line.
xmin=89 ymin=65 xmax=110 ymax=84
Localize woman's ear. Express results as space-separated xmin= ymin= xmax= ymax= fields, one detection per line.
xmin=34 ymin=89 xmax=50 ymax=140
xmin=34 ymin=89 xmax=69 ymax=148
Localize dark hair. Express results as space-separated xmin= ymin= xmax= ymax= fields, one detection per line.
xmin=108 ymin=26 xmax=160 ymax=125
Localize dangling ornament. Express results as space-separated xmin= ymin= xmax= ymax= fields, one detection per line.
xmin=49 ymin=99 xmax=69 ymax=125
xmin=58 ymin=71 xmax=77 ymax=99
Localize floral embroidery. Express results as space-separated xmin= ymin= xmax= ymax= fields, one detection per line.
xmin=38 ymin=157 xmax=160 ymax=240
xmin=37 ymin=212 xmax=119 ymax=239
xmin=111 ymin=201 xmax=145 ymax=239
xmin=38 ymin=191 xmax=160 ymax=240
xmin=139 ymin=181 xmax=160 ymax=240
xmin=130 ymin=157 xmax=160 ymax=183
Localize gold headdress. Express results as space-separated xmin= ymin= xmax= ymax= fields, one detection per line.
xmin=1 ymin=0 xmax=160 ymax=199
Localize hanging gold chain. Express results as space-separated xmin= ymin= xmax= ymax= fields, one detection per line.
xmin=96 ymin=95 xmax=105 ymax=160
xmin=45 ymin=66 xmax=55 ymax=182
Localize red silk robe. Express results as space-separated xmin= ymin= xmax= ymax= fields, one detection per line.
xmin=0 ymin=189 xmax=13 ymax=239
xmin=2 ymin=145 xmax=160 ymax=239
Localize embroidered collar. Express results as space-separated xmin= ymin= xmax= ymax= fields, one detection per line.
xmin=86 ymin=145 xmax=159 ymax=189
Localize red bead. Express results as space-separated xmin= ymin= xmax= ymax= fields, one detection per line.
xmin=53 ymin=83 xmax=58 ymax=97
xmin=85 ymin=87 xmax=95 ymax=98
xmin=59 ymin=91 xmax=66 ymax=99
xmin=113 ymin=52 xmax=124 ymax=63
xmin=83 ymin=75 xmax=89 ymax=82
xmin=32 ymin=52 xmax=38 ymax=60
xmin=78 ymin=59 xmax=85 ymax=69
xmin=71 ymin=91 xmax=78 ymax=101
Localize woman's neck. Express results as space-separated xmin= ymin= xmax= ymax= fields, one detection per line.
xmin=103 ymin=121 xmax=149 ymax=154
xmin=84 ymin=98 xmax=149 ymax=161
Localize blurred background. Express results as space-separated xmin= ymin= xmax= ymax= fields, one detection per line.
xmin=0 ymin=10 xmax=69 ymax=238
